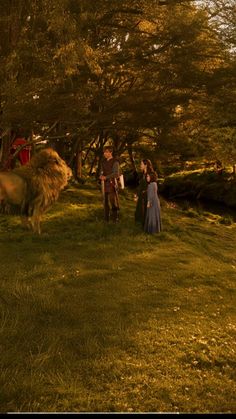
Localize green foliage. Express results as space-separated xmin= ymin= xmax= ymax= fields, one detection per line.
xmin=160 ymin=166 xmax=236 ymax=209
xmin=0 ymin=0 xmax=235 ymax=171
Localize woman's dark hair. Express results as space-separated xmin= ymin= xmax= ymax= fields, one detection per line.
xmin=142 ymin=159 xmax=154 ymax=173
xmin=103 ymin=146 xmax=113 ymax=153
xmin=147 ymin=171 xmax=157 ymax=182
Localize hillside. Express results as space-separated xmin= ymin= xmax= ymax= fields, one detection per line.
xmin=0 ymin=181 xmax=235 ymax=413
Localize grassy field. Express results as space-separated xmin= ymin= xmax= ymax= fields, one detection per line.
xmin=0 ymin=180 xmax=236 ymax=413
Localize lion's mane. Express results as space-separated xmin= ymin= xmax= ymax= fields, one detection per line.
xmin=0 ymin=148 xmax=72 ymax=233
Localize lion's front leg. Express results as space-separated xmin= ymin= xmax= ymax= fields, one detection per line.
xmin=20 ymin=215 xmax=32 ymax=230
xmin=30 ymin=214 xmax=42 ymax=235
xmin=28 ymin=196 xmax=44 ymax=234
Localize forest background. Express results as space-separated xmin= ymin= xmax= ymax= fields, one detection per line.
xmin=0 ymin=0 xmax=235 ymax=183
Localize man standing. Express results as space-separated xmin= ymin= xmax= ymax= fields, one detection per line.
xmin=99 ymin=146 xmax=120 ymax=222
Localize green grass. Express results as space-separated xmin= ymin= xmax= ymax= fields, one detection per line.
xmin=0 ymin=180 xmax=236 ymax=413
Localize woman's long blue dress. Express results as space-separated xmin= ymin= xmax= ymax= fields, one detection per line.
xmin=144 ymin=181 xmax=162 ymax=234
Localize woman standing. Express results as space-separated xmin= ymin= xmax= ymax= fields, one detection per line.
xmin=134 ymin=159 xmax=154 ymax=226
xmin=144 ymin=172 xmax=162 ymax=234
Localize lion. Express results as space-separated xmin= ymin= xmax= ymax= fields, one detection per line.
xmin=0 ymin=148 xmax=72 ymax=234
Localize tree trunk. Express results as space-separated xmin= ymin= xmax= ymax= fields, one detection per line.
xmin=89 ymin=154 xmax=99 ymax=176
xmin=127 ymin=144 xmax=137 ymax=173
xmin=94 ymin=131 xmax=107 ymax=179
xmin=0 ymin=129 xmax=15 ymax=169
xmin=75 ymin=142 xmax=82 ymax=179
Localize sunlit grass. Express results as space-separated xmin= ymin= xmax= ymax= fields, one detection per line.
xmin=0 ymin=180 xmax=236 ymax=413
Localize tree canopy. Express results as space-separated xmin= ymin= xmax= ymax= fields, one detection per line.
xmin=0 ymin=0 xmax=235 ymax=173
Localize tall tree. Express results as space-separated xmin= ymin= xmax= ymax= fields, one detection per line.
xmin=0 ymin=0 xmax=234 ymax=170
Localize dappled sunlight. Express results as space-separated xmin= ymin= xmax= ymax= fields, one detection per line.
xmin=169 ymin=168 xmax=207 ymax=177
xmin=45 ymin=203 xmax=89 ymax=220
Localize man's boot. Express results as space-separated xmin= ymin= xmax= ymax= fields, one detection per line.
xmin=111 ymin=208 xmax=119 ymax=223
xmin=104 ymin=207 xmax=110 ymax=222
